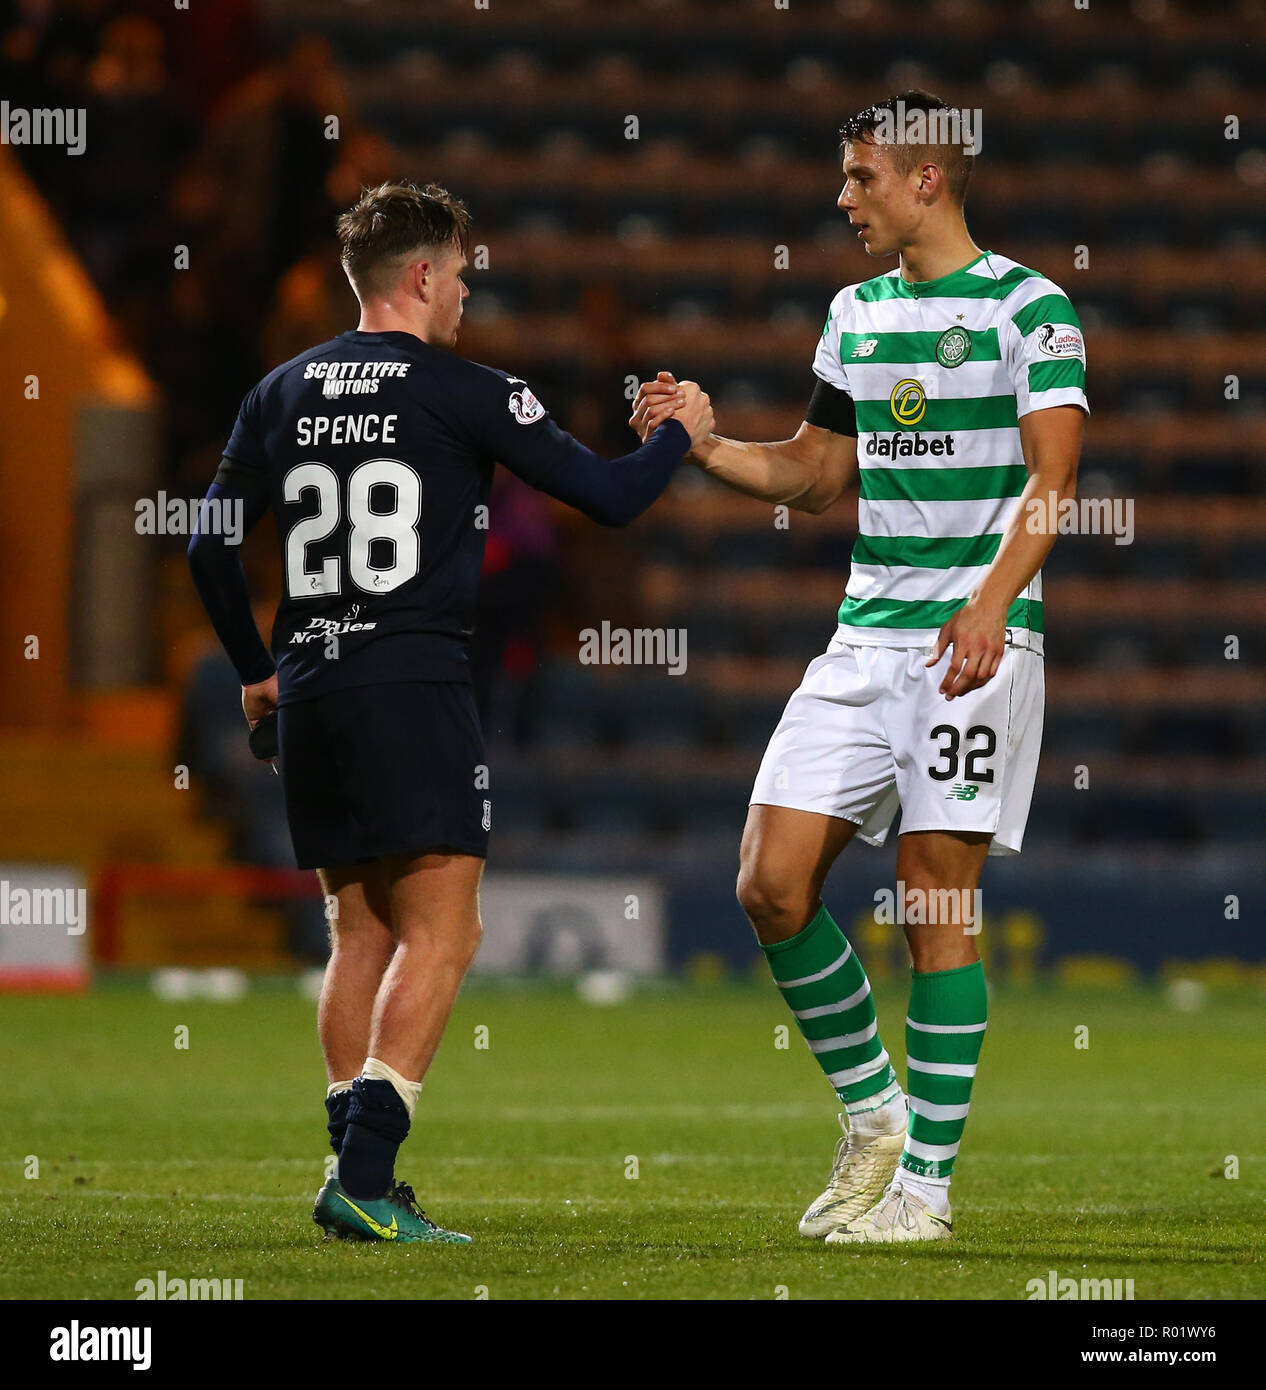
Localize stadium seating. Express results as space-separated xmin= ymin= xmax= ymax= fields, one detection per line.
xmin=5 ymin=0 xmax=1262 ymax=938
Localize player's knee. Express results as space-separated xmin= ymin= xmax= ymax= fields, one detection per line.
xmin=736 ymin=866 xmax=812 ymax=942
xmin=440 ymin=912 xmax=482 ymax=967
xmin=328 ymin=906 xmax=392 ymax=952
xmin=458 ymin=914 xmax=483 ymax=964
xmin=904 ymin=921 xmax=978 ymax=974
xmin=392 ymin=909 xmax=481 ymax=968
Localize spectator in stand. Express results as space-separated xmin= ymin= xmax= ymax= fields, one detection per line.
xmin=473 ymin=472 xmax=563 ymax=746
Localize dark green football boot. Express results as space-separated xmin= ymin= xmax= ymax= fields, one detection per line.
xmin=314 ymin=1177 xmax=472 ymax=1244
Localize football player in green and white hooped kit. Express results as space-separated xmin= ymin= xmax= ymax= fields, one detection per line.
xmin=632 ymin=89 xmax=1086 ymax=1244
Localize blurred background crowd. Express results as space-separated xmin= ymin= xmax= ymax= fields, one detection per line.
xmin=0 ymin=0 xmax=1262 ymax=980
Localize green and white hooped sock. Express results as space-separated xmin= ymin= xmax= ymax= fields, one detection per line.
xmin=900 ymin=960 xmax=988 ymax=1190
xmin=763 ymin=905 xmax=902 ymax=1120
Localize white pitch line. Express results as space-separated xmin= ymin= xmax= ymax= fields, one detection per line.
xmin=13 ymin=1150 xmax=831 ymax=1173
xmin=56 ymin=1190 xmax=798 ymax=1210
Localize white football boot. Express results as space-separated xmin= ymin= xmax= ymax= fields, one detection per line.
xmin=798 ymin=1110 xmax=907 ymax=1238
xmin=824 ymin=1179 xmax=954 ymax=1245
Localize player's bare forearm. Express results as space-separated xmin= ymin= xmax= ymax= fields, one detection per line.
xmin=632 ymin=372 xmax=856 ymax=514
xmin=691 ymin=430 xmax=849 ymax=514
xmin=973 ymin=404 xmax=1084 ymax=615
xmin=930 ymin=404 xmax=1083 ymax=700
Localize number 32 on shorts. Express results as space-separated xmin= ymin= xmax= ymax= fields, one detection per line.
xmin=927 ymin=724 xmax=997 ymax=785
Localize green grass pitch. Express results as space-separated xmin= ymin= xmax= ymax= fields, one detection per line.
xmin=1 ymin=980 xmax=1262 ymax=1300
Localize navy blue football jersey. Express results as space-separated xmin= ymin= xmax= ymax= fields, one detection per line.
xmin=216 ymin=329 xmax=685 ymax=703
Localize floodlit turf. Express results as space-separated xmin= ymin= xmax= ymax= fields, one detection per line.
xmin=1 ymin=980 xmax=1262 ymax=1300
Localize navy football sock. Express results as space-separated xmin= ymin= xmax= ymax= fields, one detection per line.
xmin=339 ymin=1078 xmax=411 ymax=1198
xmin=325 ymin=1090 xmax=353 ymax=1156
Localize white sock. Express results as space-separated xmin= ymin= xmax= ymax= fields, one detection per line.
xmin=326 ymin=1079 xmax=355 ymax=1099
xmin=846 ymin=1084 xmax=907 ymax=1135
xmin=895 ymin=1169 xmax=951 ymax=1214
xmin=361 ymin=1056 xmax=423 ymax=1120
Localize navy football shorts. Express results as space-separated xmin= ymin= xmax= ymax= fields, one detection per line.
xmin=277 ymin=681 xmax=490 ymax=870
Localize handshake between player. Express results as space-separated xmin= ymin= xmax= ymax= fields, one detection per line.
xmin=630 ymin=372 xmax=708 ymax=446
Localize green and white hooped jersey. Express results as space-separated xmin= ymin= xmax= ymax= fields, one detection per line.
xmin=815 ymin=250 xmax=1088 ymax=656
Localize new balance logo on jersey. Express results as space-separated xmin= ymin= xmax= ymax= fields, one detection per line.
xmin=850 ymin=338 xmax=879 ymax=358
xmin=865 ymin=433 xmax=956 ymax=458
xmin=946 ymin=783 xmax=979 ymax=801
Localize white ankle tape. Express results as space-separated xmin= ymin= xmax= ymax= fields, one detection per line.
xmin=847 ymin=1079 xmax=904 ymax=1117
xmin=362 ymin=1057 xmax=423 ymax=1120
xmin=326 ymin=1079 xmax=355 ymax=1099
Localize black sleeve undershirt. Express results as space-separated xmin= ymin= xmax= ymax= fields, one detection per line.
xmin=494 ymin=418 xmax=691 ymax=527
xmin=186 ymin=472 xmax=275 ymax=686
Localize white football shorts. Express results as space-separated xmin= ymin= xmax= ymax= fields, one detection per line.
xmin=750 ymin=632 xmax=1045 ymax=856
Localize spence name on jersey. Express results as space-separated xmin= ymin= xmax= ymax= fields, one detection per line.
xmin=213 ymin=328 xmax=687 ymax=703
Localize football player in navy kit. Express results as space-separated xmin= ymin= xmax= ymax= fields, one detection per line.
xmin=188 ymin=181 xmax=712 ymax=1243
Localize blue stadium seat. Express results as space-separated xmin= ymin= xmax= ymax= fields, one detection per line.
xmin=1043 ymin=710 xmax=1135 ymax=755
xmin=1172 ymin=455 xmax=1258 ymax=496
